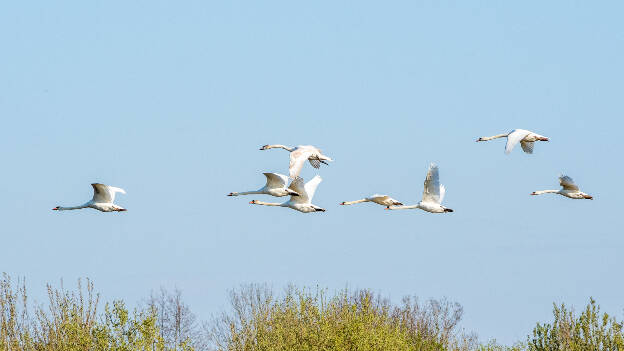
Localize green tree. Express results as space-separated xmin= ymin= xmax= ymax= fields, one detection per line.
xmin=527 ymin=298 xmax=624 ymax=351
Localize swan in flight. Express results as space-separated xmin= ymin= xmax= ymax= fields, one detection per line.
xmin=259 ymin=144 xmax=333 ymax=179
xmin=340 ymin=194 xmax=403 ymax=208
xmin=227 ymin=172 xmax=300 ymax=197
xmin=476 ymin=129 xmax=549 ymax=154
xmin=52 ymin=183 xmax=127 ymax=212
xmin=386 ymin=164 xmax=453 ymax=213
xmin=531 ymin=175 xmax=593 ymax=199
xmin=249 ymin=175 xmax=325 ymax=213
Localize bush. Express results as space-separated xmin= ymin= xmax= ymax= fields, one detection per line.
xmin=207 ymin=284 xmax=477 ymax=351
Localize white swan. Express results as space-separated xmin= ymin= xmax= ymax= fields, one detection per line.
xmin=531 ymin=175 xmax=593 ymax=200
xmin=386 ymin=164 xmax=453 ymax=213
xmin=52 ymin=183 xmax=127 ymax=212
xmin=259 ymin=144 xmax=333 ymax=179
xmin=340 ymin=194 xmax=403 ymax=208
xmin=476 ymin=129 xmax=549 ymax=154
xmin=228 ymin=172 xmax=300 ymax=197
xmin=249 ymin=175 xmax=325 ymax=213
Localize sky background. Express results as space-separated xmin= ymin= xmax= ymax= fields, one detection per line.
xmin=1 ymin=1 xmax=623 ymax=345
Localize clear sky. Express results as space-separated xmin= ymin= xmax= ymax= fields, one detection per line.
xmin=1 ymin=1 xmax=622 ymax=344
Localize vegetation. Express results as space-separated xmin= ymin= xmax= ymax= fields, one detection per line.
xmin=2 ymin=273 xmax=623 ymax=350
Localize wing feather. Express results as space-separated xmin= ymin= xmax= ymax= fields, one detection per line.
xmin=559 ymin=175 xmax=579 ymax=191
xmin=263 ymin=173 xmax=288 ymax=188
xmin=505 ymin=129 xmax=531 ymax=154
xmin=422 ymin=164 xmax=441 ymax=204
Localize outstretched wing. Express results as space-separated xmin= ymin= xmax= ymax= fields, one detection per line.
xmin=263 ymin=173 xmax=288 ymax=189
xmin=422 ymin=164 xmax=442 ymax=204
xmin=559 ymin=175 xmax=579 ymax=190
xmin=289 ymin=150 xmax=314 ymax=179
xmin=308 ymin=158 xmax=321 ymax=169
xmin=91 ymin=183 xmax=125 ymax=203
xmin=505 ymin=129 xmax=531 ymax=154
xmin=303 ymin=175 xmax=322 ymax=202
xmin=288 ymin=177 xmax=309 ymax=203
xmin=439 ymin=185 xmax=446 ymax=204
xmin=520 ymin=141 xmax=534 ymax=154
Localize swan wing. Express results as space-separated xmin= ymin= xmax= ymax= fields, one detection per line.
xmin=303 ymin=175 xmax=323 ymax=202
xmin=308 ymin=158 xmax=321 ymax=169
xmin=422 ymin=163 xmax=441 ymax=204
xmin=263 ymin=172 xmax=288 ymax=188
xmin=289 ymin=149 xmax=314 ymax=179
xmin=439 ymin=185 xmax=446 ymax=204
xmin=505 ymin=129 xmax=531 ymax=154
xmin=520 ymin=141 xmax=534 ymax=154
xmin=91 ymin=183 xmax=125 ymax=203
xmin=559 ymin=175 xmax=579 ymax=191
xmin=288 ymin=177 xmax=309 ymax=203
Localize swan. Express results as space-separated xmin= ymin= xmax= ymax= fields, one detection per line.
xmin=531 ymin=175 xmax=593 ymax=199
xmin=259 ymin=144 xmax=333 ymax=179
xmin=340 ymin=194 xmax=403 ymax=208
xmin=249 ymin=175 xmax=325 ymax=213
xmin=52 ymin=183 xmax=127 ymax=212
xmin=476 ymin=129 xmax=549 ymax=154
xmin=227 ymin=172 xmax=300 ymax=197
xmin=386 ymin=164 xmax=453 ymax=213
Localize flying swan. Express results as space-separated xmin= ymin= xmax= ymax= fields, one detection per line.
xmin=249 ymin=175 xmax=325 ymax=213
xmin=228 ymin=172 xmax=300 ymax=197
xmin=52 ymin=183 xmax=127 ymax=212
xmin=476 ymin=129 xmax=549 ymax=154
xmin=386 ymin=164 xmax=453 ymax=213
xmin=340 ymin=194 xmax=403 ymax=208
xmin=531 ymin=175 xmax=593 ymax=199
xmin=259 ymin=144 xmax=333 ymax=179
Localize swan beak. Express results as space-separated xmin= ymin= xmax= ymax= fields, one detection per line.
xmin=259 ymin=145 xmax=268 ymax=150
xmin=249 ymin=200 xmax=255 ymax=204
xmin=52 ymin=207 xmax=59 ymax=211
xmin=476 ymin=138 xmax=482 ymax=142
xmin=385 ymin=207 xmax=390 ymax=210
xmin=530 ymin=192 xmax=537 ymax=195
xmin=585 ymin=195 xmax=593 ymax=200
xmin=339 ymin=202 xmax=345 ymax=205
xmin=227 ymin=193 xmax=234 ymax=196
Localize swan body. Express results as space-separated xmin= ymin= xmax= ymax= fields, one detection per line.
xmin=228 ymin=173 xmax=299 ymax=197
xmin=259 ymin=144 xmax=333 ymax=179
xmin=531 ymin=175 xmax=593 ymax=200
xmin=52 ymin=183 xmax=127 ymax=212
xmin=476 ymin=129 xmax=549 ymax=154
xmin=386 ymin=164 xmax=453 ymax=213
xmin=340 ymin=194 xmax=403 ymax=208
xmin=249 ymin=175 xmax=325 ymax=213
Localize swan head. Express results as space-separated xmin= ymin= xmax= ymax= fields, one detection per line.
xmin=530 ymin=192 xmax=538 ymax=195
xmin=339 ymin=202 xmax=346 ymax=205
xmin=539 ymin=136 xmax=549 ymax=141
xmin=227 ymin=192 xmax=236 ymax=196
xmin=259 ymin=145 xmax=270 ymax=150
xmin=476 ymin=137 xmax=484 ymax=142
xmin=249 ymin=200 xmax=257 ymax=204
xmin=52 ymin=206 xmax=60 ymax=211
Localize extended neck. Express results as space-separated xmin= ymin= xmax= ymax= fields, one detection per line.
xmin=250 ymin=200 xmax=283 ymax=206
xmin=55 ymin=203 xmax=89 ymax=211
xmin=229 ymin=189 xmax=263 ymax=196
xmin=479 ymin=133 xmax=508 ymax=141
xmin=532 ymin=190 xmax=559 ymax=195
xmin=386 ymin=204 xmax=420 ymax=210
xmin=265 ymin=144 xmax=295 ymax=152
xmin=340 ymin=199 xmax=368 ymax=205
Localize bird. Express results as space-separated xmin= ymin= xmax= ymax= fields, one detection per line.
xmin=386 ymin=163 xmax=453 ymax=213
xmin=259 ymin=144 xmax=333 ymax=179
xmin=476 ymin=129 xmax=549 ymax=154
xmin=340 ymin=194 xmax=403 ymax=208
xmin=249 ymin=175 xmax=325 ymax=213
xmin=227 ymin=172 xmax=300 ymax=197
xmin=531 ymin=175 xmax=593 ymax=200
xmin=52 ymin=183 xmax=127 ymax=212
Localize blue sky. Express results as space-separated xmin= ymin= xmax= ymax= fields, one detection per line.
xmin=1 ymin=1 xmax=623 ymax=344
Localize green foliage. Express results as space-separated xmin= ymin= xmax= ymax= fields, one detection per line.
xmin=527 ymin=297 xmax=624 ymax=351
xmin=0 ymin=274 xmax=193 ymax=351
xmin=208 ymin=284 xmax=477 ymax=351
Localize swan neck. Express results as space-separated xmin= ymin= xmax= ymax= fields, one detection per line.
xmin=269 ymin=144 xmax=295 ymax=152
xmin=58 ymin=204 xmax=88 ymax=210
xmin=342 ymin=199 xmax=368 ymax=205
xmin=534 ymin=190 xmax=559 ymax=195
xmin=236 ymin=190 xmax=263 ymax=196
xmin=482 ymin=133 xmax=508 ymax=141
xmin=253 ymin=201 xmax=281 ymax=206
